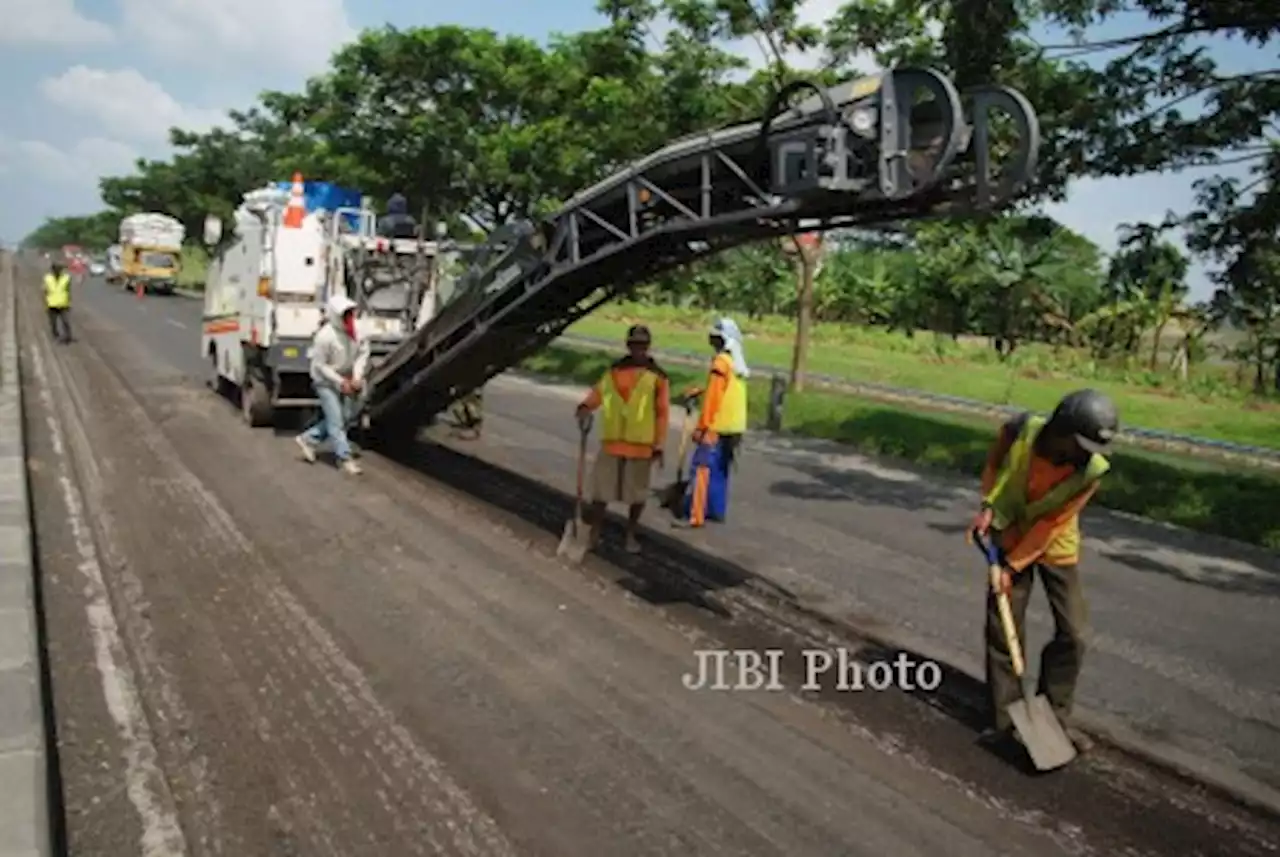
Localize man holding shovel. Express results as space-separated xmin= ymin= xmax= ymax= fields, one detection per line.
xmin=970 ymin=388 xmax=1119 ymax=754
xmin=574 ymin=325 xmax=670 ymax=554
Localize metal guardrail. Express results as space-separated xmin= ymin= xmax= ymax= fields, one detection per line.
xmin=555 ymin=333 xmax=1280 ymax=471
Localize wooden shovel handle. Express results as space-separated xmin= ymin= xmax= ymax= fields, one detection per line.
xmin=991 ymin=565 xmax=1026 ymax=677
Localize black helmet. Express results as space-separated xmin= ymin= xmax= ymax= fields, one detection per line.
xmin=625 ymin=324 xmax=651 ymax=345
xmin=1050 ymin=389 xmax=1119 ymax=454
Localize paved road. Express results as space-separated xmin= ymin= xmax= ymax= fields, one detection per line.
xmin=25 ymin=274 xmax=1280 ymax=855
xmin=96 ymin=281 xmax=1280 ymax=795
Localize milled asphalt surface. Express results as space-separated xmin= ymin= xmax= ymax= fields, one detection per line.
xmin=19 ymin=273 xmax=1280 ymax=854
xmin=124 ymin=279 xmax=1280 ymax=800
xmin=459 ymin=374 xmax=1280 ymax=794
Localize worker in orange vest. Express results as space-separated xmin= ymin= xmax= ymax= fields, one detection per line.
xmin=971 ymin=389 xmax=1119 ymax=752
xmin=575 ymin=325 xmax=670 ymax=553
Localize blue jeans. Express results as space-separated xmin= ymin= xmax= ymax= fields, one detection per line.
xmin=301 ymin=385 xmax=355 ymax=462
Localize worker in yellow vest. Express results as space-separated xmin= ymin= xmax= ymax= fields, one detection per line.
xmin=673 ymin=317 xmax=749 ymax=528
xmin=575 ymin=325 xmax=670 ymax=553
xmin=43 ymin=262 xmax=73 ymax=344
xmin=971 ymin=388 xmax=1118 ymax=752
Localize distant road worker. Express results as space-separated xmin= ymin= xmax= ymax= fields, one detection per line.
xmin=43 ymin=261 xmax=72 ymax=344
xmin=450 ymin=389 xmax=484 ymax=439
xmin=296 ymin=294 xmax=369 ymax=475
xmin=575 ymin=325 xmax=670 ymax=553
xmin=971 ymin=388 xmax=1119 ymax=752
xmin=673 ymin=317 xmax=749 ymax=528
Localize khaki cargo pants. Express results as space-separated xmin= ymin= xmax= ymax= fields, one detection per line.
xmin=984 ymin=559 xmax=1088 ymax=732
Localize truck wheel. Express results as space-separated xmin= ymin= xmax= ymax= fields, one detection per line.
xmin=208 ymin=352 xmax=229 ymax=398
xmin=241 ymin=376 xmax=274 ymax=427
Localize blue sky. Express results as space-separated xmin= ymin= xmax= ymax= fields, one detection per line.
xmin=0 ymin=0 xmax=1270 ymax=300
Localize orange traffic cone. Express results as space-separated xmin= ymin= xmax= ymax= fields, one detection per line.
xmin=282 ymin=172 xmax=305 ymax=228
xmin=135 ymin=280 xmax=144 ymax=299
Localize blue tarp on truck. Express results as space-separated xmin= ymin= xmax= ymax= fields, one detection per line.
xmin=275 ymin=180 xmax=364 ymax=230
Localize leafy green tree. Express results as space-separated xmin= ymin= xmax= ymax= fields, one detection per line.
xmin=1187 ymin=150 xmax=1280 ymax=391
xmin=23 ymin=211 xmax=120 ymax=250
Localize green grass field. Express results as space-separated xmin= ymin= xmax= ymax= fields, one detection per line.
xmin=521 ymin=344 xmax=1280 ymax=550
xmin=565 ymin=303 xmax=1280 ymax=451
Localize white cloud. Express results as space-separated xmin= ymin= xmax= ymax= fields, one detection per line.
xmin=117 ymin=0 xmax=355 ymax=76
xmin=0 ymin=0 xmax=112 ymax=45
xmin=39 ymin=66 xmax=227 ymax=144
xmin=0 ymin=135 xmax=138 ymax=185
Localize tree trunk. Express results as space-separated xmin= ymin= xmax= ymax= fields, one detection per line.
xmin=789 ymin=252 xmax=816 ymax=391
xmin=1172 ymin=341 xmax=1189 ymax=382
xmin=1253 ymin=336 xmax=1266 ymax=394
xmin=1150 ymin=320 xmax=1167 ymax=369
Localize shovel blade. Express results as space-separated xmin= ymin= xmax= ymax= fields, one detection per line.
xmin=557 ymin=517 xmax=590 ymax=563
xmin=1007 ymin=694 xmax=1077 ymax=771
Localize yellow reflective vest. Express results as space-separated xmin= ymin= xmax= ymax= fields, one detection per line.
xmin=984 ymin=415 xmax=1109 ymax=559
xmin=600 ymin=369 xmax=660 ymax=445
xmin=43 ymin=273 xmax=71 ymax=309
xmin=711 ymin=358 xmax=747 ymax=437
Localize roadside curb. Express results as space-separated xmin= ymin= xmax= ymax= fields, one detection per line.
xmin=0 ymin=251 xmax=52 ymax=856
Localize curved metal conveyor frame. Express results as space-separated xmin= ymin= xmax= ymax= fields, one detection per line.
xmin=357 ymin=67 xmax=1041 ymax=440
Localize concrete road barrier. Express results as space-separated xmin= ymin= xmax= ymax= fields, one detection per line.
xmin=0 ymin=251 xmax=51 ymax=857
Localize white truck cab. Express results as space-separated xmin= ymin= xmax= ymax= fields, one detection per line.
xmin=200 ymin=179 xmax=438 ymax=428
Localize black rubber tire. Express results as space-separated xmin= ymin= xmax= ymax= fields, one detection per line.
xmin=240 ymin=375 xmax=274 ymax=427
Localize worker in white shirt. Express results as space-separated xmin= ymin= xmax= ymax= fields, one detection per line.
xmin=295 ymin=294 xmax=369 ymax=474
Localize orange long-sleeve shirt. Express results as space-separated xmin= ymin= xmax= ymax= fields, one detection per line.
xmin=981 ymin=418 xmax=1099 ymax=572
xmin=579 ymin=361 xmax=670 ymax=458
xmin=686 ymin=352 xmax=733 ymax=441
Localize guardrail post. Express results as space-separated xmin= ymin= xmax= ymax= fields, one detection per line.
xmin=767 ymin=373 xmax=786 ymax=432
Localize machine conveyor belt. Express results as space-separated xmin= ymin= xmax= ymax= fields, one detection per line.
xmin=355 ymin=67 xmax=1041 ymax=441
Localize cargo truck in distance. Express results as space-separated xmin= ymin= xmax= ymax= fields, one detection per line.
xmin=119 ymin=212 xmax=185 ymax=294
xmin=200 ymin=178 xmax=441 ymax=427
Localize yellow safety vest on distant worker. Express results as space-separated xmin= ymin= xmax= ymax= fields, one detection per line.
xmin=710 ymin=359 xmax=747 ymax=435
xmin=984 ymin=415 xmax=1109 ymax=559
xmin=600 ymin=369 xmax=660 ymax=445
xmin=43 ymin=274 xmax=71 ymax=309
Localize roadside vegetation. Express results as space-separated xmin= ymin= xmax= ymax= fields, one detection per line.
xmin=567 ymin=301 xmax=1280 ymax=451
xmin=177 ymin=246 xmax=209 ymax=290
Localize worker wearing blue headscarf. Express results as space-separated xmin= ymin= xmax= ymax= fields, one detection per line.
xmin=674 ymin=317 xmax=749 ymax=527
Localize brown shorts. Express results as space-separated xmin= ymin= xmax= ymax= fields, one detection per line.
xmin=590 ymin=453 xmax=653 ymax=506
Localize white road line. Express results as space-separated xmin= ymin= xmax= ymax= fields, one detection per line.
xmin=28 ymin=342 xmax=188 ymax=857
xmin=165 ymin=318 xmax=186 ymax=329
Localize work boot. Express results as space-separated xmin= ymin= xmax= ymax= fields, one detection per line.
xmin=340 ymin=459 xmax=362 ymax=475
xmin=624 ymin=533 xmax=642 ymax=554
xmin=295 ymin=436 xmax=317 ymax=463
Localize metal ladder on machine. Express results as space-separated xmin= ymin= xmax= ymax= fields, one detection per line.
xmin=354 ymin=67 xmax=1042 ymax=445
